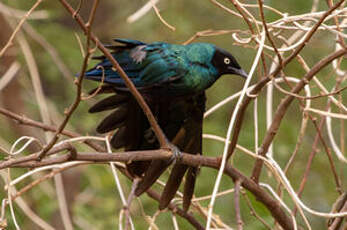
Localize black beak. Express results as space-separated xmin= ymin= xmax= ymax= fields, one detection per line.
xmin=230 ymin=67 xmax=248 ymax=79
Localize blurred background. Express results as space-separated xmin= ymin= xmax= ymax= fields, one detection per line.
xmin=0 ymin=0 xmax=346 ymax=229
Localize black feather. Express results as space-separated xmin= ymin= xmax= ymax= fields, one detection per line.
xmin=110 ymin=126 xmax=127 ymax=149
xmin=134 ymin=160 xmax=171 ymax=196
xmin=89 ymin=94 xmax=128 ymax=113
xmin=96 ymin=105 xmax=127 ymax=133
xmin=88 ymin=86 xmax=115 ymax=95
xmin=159 ymin=163 xmax=188 ymax=210
xmin=183 ymin=166 xmax=198 ymax=211
xmin=92 ymin=55 xmax=106 ymax=60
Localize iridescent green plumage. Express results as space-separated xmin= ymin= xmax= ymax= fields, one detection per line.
xmin=85 ymin=39 xmax=246 ymax=94
xmin=84 ymin=39 xmax=247 ymax=211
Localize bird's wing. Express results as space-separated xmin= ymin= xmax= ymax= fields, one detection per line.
xmin=88 ymin=83 xmax=205 ymax=211
xmin=135 ymin=93 xmax=206 ymax=211
xmin=86 ymin=39 xmax=207 ymax=211
xmin=84 ymin=39 xmax=187 ymax=90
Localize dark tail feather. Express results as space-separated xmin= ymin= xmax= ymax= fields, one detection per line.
xmin=126 ymin=161 xmax=151 ymax=178
xmin=88 ymin=85 xmax=115 ymax=95
xmin=89 ymin=94 xmax=128 ymax=113
xmin=159 ymin=163 xmax=188 ymax=210
xmin=110 ymin=126 xmax=127 ymax=149
xmin=96 ymin=105 xmax=127 ymax=133
xmin=134 ymin=160 xmax=171 ymax=196
xmin=183 ymin=166 xmax=198 ymax=211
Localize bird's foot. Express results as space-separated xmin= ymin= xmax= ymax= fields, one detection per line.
xmin=164 ymin=143 xmax=182 ymax=164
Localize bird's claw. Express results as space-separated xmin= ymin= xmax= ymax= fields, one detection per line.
xmin=166 ymin=143 xmax=182 ymax=164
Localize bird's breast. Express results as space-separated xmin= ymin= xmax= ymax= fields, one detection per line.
xmin=182 ymin=66 xmax=217 ymax=92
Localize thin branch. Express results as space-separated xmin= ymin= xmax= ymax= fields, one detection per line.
xmin=152 ymin=4 xmax=176 ymax=31
xmin=311 ymin=116 xmax=342 ymax=194
xmin=0 ymin=107 xmax=105 ymax=152
xmin=127 ymin=0 xmax=159 ymax=23
xmin=183 ymin=29 xmax=239 ymax=45
xmin=306 ymin=107 xmax=347 ymax=119
xmin=251 ymin=47 xmax=347 ymax=183
xmin=0 ymin=2 xmax=48 ymax=20
xmin=146 ymin=189 xmax=205 ymax=230
xmin=0 ymin=143 xmax=75 ymax=171
xmin=242 ymin=191 xmax=272 ymax=230
xmin=2 ymin=149 xmax=295 ymax=230
xmin=57 ymin=0 xmax=169 ymax=149
xmin=0 ymin=0 xmax=43 ymax=58
xmin=23 ymin=23 xmax=72 ymax=80
xmin=38 ymin=0 xmax=100 ymax=159
xmin=227 ymin=0 xmax=346 ymax=165
xmin=234 ymin=180 xmax=243 ymax=230
xmin=257 ymin=0 xmax=283 ymax=68
xmin=0 ymin=61 xmax=20 ymax=91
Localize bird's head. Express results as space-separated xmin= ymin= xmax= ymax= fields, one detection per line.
xmin=211 ymin=47 xmax=248 ymax=79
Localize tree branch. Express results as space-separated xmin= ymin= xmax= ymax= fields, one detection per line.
xmin=57 ymin=0 xmax=169 ymax=149
xmin=1 ymin=149 xmax=295 ymax=230
xmin=251 ymin=47 xmax=347 ymax=182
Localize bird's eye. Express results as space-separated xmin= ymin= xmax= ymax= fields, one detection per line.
xmin=224 ymin=57 xmax=230 ymax=64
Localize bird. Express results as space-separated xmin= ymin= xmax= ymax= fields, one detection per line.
xmin=83 ymin=38 xmax=247 ymax=211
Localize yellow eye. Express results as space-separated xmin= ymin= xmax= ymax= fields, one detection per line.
xmin=224 ymin=57 xmax=230 ymax=64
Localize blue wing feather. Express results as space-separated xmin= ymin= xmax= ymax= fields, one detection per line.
xmin=113 ymin=38 xmax=146 ymax=47
xmin=84 ymin=39 xmax=184 ymax=89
